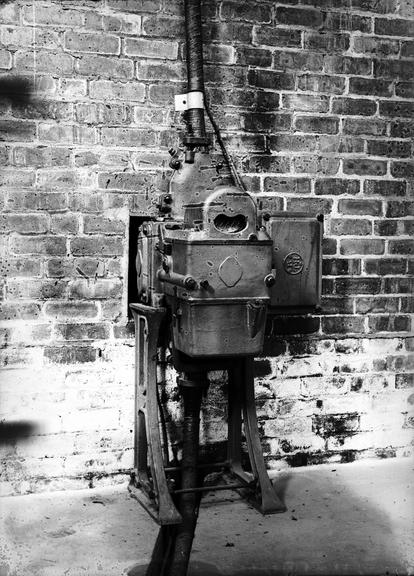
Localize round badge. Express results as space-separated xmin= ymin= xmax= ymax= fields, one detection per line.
xmin=283 ymin=252 xmax=304 ymax=275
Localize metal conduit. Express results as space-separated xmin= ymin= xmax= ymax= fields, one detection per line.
xmin=184 ymin=0 xmax=207 ymax=140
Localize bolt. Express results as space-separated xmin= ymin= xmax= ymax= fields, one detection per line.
xmin=163 ymin=194 xmax=173 ymax=204
xmin=264 ymin=274 xmax=276 ymax=287
xmin=200 ymin=280 xmax=209 ymax=289
xmin=184 ymin=277 xmax=197 ymax=290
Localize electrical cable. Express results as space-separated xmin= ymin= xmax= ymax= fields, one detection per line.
xmin=203 ymin=95 xmax=247 ymax=191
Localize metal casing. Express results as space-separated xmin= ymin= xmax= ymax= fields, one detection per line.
xmin=170 ymin=298 xmax=268 ymax=357
xmin=165 ymin=237 xmax=272 ymax=300
xmin=265 ymin=213 xmax=322 ymax=313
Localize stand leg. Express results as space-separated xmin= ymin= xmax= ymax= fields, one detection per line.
xmin=228 ymin=358 xmax=286 ymax=514
xmin=131 ymin=305 xmax=182 ymax=525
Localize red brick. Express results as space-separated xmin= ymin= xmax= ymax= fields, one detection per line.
xmin=263 ymin=177 xmax=311 ymax=194
xmin=386 ymin=197 xmax=413 ymax=223
xmin=343 ymin=118 xmax=387 ymax=136
xmin=322 ymin=12 xmax=371 ymax=32
xmin=38 ymin=124 xmax=73 ymax=144
xmin=76 ymin=103 xmax=131 ymax=125
xmin=324 ymin=56 xmax=371 ymax=75
xmin=64 ymin=31 xmax=120 ymax=55
xmin=46 ymin=258 xmax=73 ymax=278
xmin=203 ymin=21 xmax=253 ymax=45
xmin=383 ymin=277 xmax=414 ymax=293
xmin=268 ymin=134 xmax=318 ymax=153
xmin=349 ymin=77 xmax=393 ymax=97
xmin=7 ymin=279 xmax=68 ymax=300
xmin=0 ymin=120 xmax=36 ymax=142
xmin=37 ymin=170 xmax=77 ymax=190
xmin=391 ymin=161 xmax=414 ymax=178
xmin=364 ymin=258 xmax=407 ymax=275
xmin=318 ymin=136 xmax=364 ymax=154
xmin=343 ymin=159 xmax=387 ymax=176
xmin=294 ymin=116 xmax=339 ymax=134
xmin=322 ymin=258 xmax=361 ymax=276
xmin=340 ymin=239 xmax=385 ymax=255
xmin=330 ymin=219 xmax=372 ymax=236
xmin=304 ymin=33 xmax=350 ymax=53
xmin=148 ymin=84 xmax=178 ymax=105
xmin=50 ymin=214 xmax=79 ymax=235
xmin=70 ymin=236 xmax=124 ymax=257
xmin=353 ymin=0 xmax=397 ymax=12
xmin=15 ymin=51 xmax=73 ymax=75
xmin=375 ymin=17 xmax=414 ymax=37
xmin=353 ymin=36 xmax=399 ymax=56
xmin=335 ymin=277 xmax=382 ymax=294
xmin=390 ymin=120 xmax=414 ymax=138
xmin=6 ymin=192 xmax=68 ymax=212
xmin=12 ymin=146 xmax=71 ymax=168
xmin=242 ymin=113 xmax=291 ymax=133
xmin=286 ymin=197 xmax=333 ymax=214
xmin=0 ymin=302 xmax=41 ymax=321
xmin=247 ymin=69 xmax=295 ymax=91
xmin=374 ymin=60 xmax=414 ymax=80
xmin=0 ymin=214 xmax=49 ymax=234
xmin=76 ymin=55 xmax=134 ymax=80
xmin=293 ymin=156 xmax=339 ymax=175
xmin=367 ymin=141 xmax=411 ymax=158
xmin=83 ymin=215 xmax=125 ymax=235
xmin=44 ymin=301 xmax=99 ymax=320
xmin=396 ymin=374 xmax=414 ymax=389
xmin=242 ymin=155 xmax=290 ymax=173
xmin=101 ymin=128 xmax=157 ymax=147
xmin=355 ymin=297 xmax=400 ymax=313
xmin=332 ymin=98 xmax=377 ymax=116
xmin=90 ymin=80 xmax=145 ymax=102
xmin=124 ymin=38 xmax=178 ymax=59
xmin=297 ymin=74 xmax=346 ymax=94
xmin=236 ymin=46 xmax=271 ymax=67
xmin=282 ymin=94 xmax=329 ymax=113
xmin=323 ymin=237 xmax=337 ymax=255
xmin=388 ymin=240 xmax=414 ymax=255
xmin=368 ymin=316 xmax=411 ymax=333
xmin=380 ymin=100 xmax=414 ymax=117
xmin=205 ymin=65 xmax=247 ymax=87
xmin=253 ymin=27 xmax=301 ymax=48
xmin=0 ymin=170 xmax=35 ymax=188
xmin=366 ymin=179 xmax=406 ymax=199
xmin=23 ymin=4 xmax=83 ymax=26
xmin=0 ymin=48 xmax=12 ymax=69
xmin=322 ymin=316 xmax=365 ymax=335
xmin=69 ymin=279 xmax=122 ymax=299
xmin=142 ymin=15 xmax=184 ymax=37
xmin=273 ymin=51 xmax=324 ymax=72
xmin=221 ymin=1 xmax=271 ymax=22
xmin=0 ymin=257 xmax=41 ymax=278
xmin=276 ymin=7 xmax=323 ymax=27
xmin=55 ymin=323 xmax=110 ymax=341
xmin=44 ymin=346 xmax=97 ymax=364
xmin=401 ymin=40 xmax=414 ymax=57
xmin=10 ymin=236 xmax=66 ymax=256
xmin=395 ymin=81 xmax=414 ymax=98
xmin=315 ymin=179 xmax=360 ymax=195
xmin=107 ymin=0 xmax=161 ymax=12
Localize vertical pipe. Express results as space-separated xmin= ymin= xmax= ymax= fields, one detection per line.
xmin=184 ymin=0 xmax=207 ymax=140
xmin=168 ymin=381 xmax=204 ymax=576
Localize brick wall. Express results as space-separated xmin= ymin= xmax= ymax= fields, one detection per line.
xmin=0 ymin=0 xmax=413 ymax=495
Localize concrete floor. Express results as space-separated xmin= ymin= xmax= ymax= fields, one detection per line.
xmin=0 ymin=458 xmax=413 ymax=576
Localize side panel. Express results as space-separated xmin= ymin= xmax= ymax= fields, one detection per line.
xmin=265 ymin=214 xmax=322 ymax=313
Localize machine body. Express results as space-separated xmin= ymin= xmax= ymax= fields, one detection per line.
xmin=128 ymin=1 xmax=322 ymax=573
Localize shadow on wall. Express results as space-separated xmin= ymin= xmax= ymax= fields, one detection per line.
xmin=0 ymin=421 xmax=38 ymax=445
xmin=0 ymin=77 xmax=33 ymax=108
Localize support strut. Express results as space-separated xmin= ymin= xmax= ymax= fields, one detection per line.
xmin=145 ymin=375 xmax=206 ymax=576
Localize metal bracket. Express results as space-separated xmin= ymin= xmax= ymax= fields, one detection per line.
xmin=175 ymin=91 xmax=204 ymax=112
